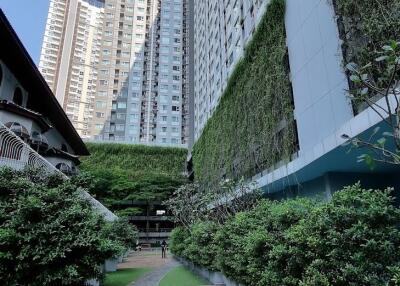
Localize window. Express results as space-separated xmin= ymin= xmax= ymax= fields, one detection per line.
xmin=13 ymin=87 xmax=23 ymax=106
xmin=116 ymin=124 xmax=125 ymax=131
xmin=117 ymin=102 xmax=127 ymax=109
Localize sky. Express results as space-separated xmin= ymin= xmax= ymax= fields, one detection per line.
xmin=0 ymin=0 xmax=50 ymax=65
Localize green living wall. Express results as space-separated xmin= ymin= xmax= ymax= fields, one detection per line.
xmin=335 ymin=0 xmax=400 ymax=111
xmin=80 ymin=143 xmax=187 ymax=210
xmin=192 ymin=0 xmax=296 ymax=187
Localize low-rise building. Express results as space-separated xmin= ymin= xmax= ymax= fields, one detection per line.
xmin=0 ymin=9 xmax=116 ymax=221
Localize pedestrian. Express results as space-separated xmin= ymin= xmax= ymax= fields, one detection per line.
xmin=161 ymin=240 xmax=167 ymax=258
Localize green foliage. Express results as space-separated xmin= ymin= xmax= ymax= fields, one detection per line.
xmin=171 ymin=184 xmax=400 ymax=286
xmin=335 ymin=0 xmax=400 ymax=111
xmin=184 ymin=221 xmax=219 ymax=271
xmin=0 ymin=168 xmax=125 ymax=285
xmin=343 ymin=41 xmax=400 ymax=167
xmin=101 ymin=218 xmax=138 ymax=255
xmin=80 ymin=143 xmax=188 ymax=209
xmin=192 ymin=0 xmax=296 ymax=188
xmin=170 ymin=227 xmax=189 ymax=258
xmin=82 ymin=143 xmax=187 ymax=176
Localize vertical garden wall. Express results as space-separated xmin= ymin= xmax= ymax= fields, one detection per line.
xmin=80 ymin=143 xmax=188 ymax=211
xmin=334 ymin=0 xmax=400 ymax=112
xmin=192 ymin=0 xmax=297 ymax=188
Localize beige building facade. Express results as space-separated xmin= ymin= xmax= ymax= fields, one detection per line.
xmin=40 ymin=0 xmax=190 ymax=146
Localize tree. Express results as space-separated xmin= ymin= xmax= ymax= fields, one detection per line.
xmin=343 ymin=40 xmax=400 ymax=166
xmin=0 ymin=168 xmax=124 ymax=285
xmin=166 ymin=178 xmax=261 ymax=229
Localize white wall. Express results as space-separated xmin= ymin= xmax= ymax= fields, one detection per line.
xmin=0 ymin=61 xmax=28 ymax=106
xmin=286 ymin=0 xmax=353 ymax=154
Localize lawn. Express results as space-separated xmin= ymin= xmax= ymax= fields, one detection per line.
xmin=158 ymin=266 xmax=209 ymax=286
xmin=104 ymin=268 xmax=151 ymax=286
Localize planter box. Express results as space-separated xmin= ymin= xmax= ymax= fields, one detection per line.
xmin=176 ymin=257 xmax=243 ymax=286
xmin=104 ymin=258 xmax=118 ymax=272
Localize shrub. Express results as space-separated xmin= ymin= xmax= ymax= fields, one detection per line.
xmin=170 ymin=227 xmax=189 ymax=257
xmin=0 ymin=168 xmax=124 ymax=285
xmin=183 ymin=221 xmax=219 ymax=271
xmin=170 ymin=184 xmax=400 ymax=286
xmin=293 ymin=184 xmax=400 ymax=286
xmin=215 ymin=199 xmax=315 ymax=285
xmin=101 ymin=218 xmax=138 ymax=255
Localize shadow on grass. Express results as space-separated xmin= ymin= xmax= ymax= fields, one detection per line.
xmin=104 ymin=268 xmax=151 ymax=286
xmin=158 ymin=266 xmax=209 ymax=286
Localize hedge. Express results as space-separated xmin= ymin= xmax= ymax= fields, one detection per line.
xmin=170 ymin=184 xmax=400 ymax=286
xmin=0 ymin=168 xmax=136 ymax=285
xmin=192 ymin=0 xmax=297 ymax=188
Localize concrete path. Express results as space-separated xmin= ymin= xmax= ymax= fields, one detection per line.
xmin=130 ymin=258 xmax=181 ymax=286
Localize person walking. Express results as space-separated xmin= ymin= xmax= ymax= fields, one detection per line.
xmin=161 ymin=240 xmax=167 ymax=259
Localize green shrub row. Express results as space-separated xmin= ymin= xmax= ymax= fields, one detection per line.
xmin=0 ymin=168 xmax=137 ymax=285
xmin=192 ymin=0 xmax=296 ymax=188
xmin=80 ymin=143 xmax=188 ymax=211
xmin=170 ymin=184 xmax=400 ymax=286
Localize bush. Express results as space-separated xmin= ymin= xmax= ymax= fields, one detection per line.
xmin=170 ymin=184 xmax=400 ymax=286
xmin=101 ymin=218 xmax=138 ymax=255
xmin=183 ymin=221 xmax=219 ymax=271
xmin=0 ymin=168 xmax=127 ymax=285
xmin=170 ymin=227 xmax=189 ymax=257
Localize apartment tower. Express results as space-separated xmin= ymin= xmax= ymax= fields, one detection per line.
xmin=193 ymin=0 xmax=267 ymax=140
xmin=39 ymin=0 xmax=190 ymax=146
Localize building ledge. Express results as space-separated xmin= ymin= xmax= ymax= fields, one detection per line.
xmin=0 ymin=100 xmax=52 ymax=131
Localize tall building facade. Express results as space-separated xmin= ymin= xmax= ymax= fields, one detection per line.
xmin=39 ymin=0 xmax=190 ymax=146
xmin=193 ymin=0 xmax=267 ymax=141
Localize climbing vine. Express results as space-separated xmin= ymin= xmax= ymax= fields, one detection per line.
xmin=80 ymin=143 xmax=187 ymax=211
xmin=192 ymin=0 xmax=297 ymax=188
xmin=334 ymin=0 xmax=400 ymax=112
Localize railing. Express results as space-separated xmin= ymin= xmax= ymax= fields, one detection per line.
xmin=0 ymin=122 xmax=63 ymax=174
xmin=0 ymin=122 xmax=117 ymax=221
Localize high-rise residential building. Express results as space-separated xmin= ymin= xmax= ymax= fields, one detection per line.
xmin=193 ymin=0 xmax=268 ymax=141
xmin=39 ymin=0 xmax=190 ymax=146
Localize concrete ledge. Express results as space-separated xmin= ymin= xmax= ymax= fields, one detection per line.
xmin=176 ymin=257 xmax=243 ymax=286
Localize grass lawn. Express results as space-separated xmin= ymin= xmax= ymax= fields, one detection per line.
xmin=104 ymin=268 xmax=151 ymax=286
xmin=158 ymin=266 xmax=209 ymax=286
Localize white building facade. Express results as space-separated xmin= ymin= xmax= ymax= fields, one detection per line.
xmin=193 ymin=0 xmax=268 ymax=140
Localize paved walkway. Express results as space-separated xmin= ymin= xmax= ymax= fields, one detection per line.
xmin=116 ymin=249 xmax=180 ymax=286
